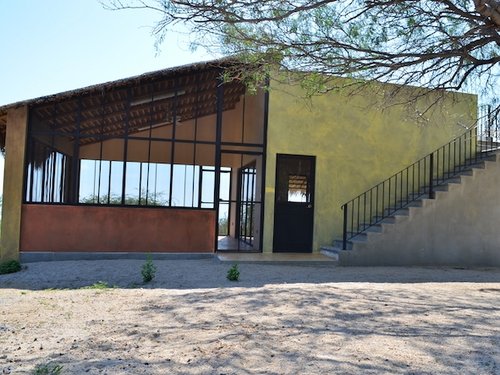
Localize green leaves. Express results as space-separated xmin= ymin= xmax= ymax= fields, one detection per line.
xmin=141 ymin=255 xmax=157 ymax=283
xmin=0 ymin=259 xmax=21 ymax=275
xmin=226 ymin=264 xmax=240 ymax=281
xmin=109 ymin=0 xmax=499 ymax=103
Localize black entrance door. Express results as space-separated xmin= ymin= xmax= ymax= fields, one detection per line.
xmin=273 ymin=154 xmax=315 ymax=252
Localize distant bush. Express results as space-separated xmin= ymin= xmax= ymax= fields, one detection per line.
xmin=0 ymin=259 xmax=21 ymax=275
xmin=226 ymin=264 xmax=240 ymax=281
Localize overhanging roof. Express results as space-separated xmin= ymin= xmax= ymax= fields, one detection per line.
xmin=0 ymin=57 xmax=248 ymax=146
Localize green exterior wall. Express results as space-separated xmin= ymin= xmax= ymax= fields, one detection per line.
xmin=1 ymin=106 xmax=28 ymax=261
xmin=263 ymin=79 xmax=477 ymax=253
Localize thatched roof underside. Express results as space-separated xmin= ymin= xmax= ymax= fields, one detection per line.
xmin=0 ymin=58 xmax=247 ymax=149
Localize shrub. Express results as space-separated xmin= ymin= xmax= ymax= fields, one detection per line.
xmin=32 ymin=363 xmax=63 ymax=375
xmin=141 ymin=255 xmax=157 ymax=283
xmin=82 ymin=281 xmax=113 ymax=290
xmin=0 ymin=259 xmax=21 ymax=275
xmin=226 ymin=264 xmax=240 ymax=281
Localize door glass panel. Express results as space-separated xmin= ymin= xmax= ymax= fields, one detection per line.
xmin=288 ymin=174 xmax=309 ymax=202
xmin=276 ymin=155 xmax=314 ymax=204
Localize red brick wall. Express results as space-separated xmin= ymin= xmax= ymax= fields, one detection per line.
xmin=20 ymin=205 xmax=215 ymax=252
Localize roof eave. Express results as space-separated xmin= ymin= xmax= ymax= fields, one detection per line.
xmin=0 ymin=56 xmax=240 ymax=117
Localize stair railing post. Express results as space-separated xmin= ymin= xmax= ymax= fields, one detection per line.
xmin=342 ymin=204 xmax=348 ymax=250
xmin=429 ymin=153 xmax=434 ymax=199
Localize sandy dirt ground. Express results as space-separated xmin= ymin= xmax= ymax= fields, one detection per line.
xmin=1 ymin=259 xmax=499 ymax=374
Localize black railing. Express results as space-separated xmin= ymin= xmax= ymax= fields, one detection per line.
xmin=341 ymin=109 xmax=500 ymax=250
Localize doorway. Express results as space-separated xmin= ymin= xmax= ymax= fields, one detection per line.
xmin=273 ymin=154 xmax=315 ymax=252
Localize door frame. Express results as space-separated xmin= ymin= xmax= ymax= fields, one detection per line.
xmin=272 ymin=153 xmax=316 ymax=253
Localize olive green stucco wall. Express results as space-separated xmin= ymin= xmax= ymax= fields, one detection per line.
xmin=263 ymin=80 xmax=477 ymax=253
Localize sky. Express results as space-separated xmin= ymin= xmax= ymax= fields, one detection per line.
xmin=0 ymin=0 xmax=216 ymax=195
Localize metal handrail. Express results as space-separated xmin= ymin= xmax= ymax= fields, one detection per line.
xmin=341 ymin=109 xmax=499 ymax=250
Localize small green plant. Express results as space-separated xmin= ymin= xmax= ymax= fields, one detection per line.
xmin=32 ymin=362 xmax=63 ymax=375
xmin=0 ymin=259 xmax=21 ymax=275
xmin=141 ymin=255 xmax=157 ymax=283
xmin=82 ymin=281 xmax=113 ymax=290
xmin=226 ymin=264 xmax=240 ymax=281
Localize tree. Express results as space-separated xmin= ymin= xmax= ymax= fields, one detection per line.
xmin=106 ymin=0 xmax=499 ymax=111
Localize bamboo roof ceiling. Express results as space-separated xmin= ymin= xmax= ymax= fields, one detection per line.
xmin=0 ymin=58 xmax=248 ymax=147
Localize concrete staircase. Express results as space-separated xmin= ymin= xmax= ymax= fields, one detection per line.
xmin=321 ymin=151 xmax=500 ymax=266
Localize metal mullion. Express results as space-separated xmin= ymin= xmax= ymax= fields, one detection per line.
xmin=121 ymin=88 xmax=132 ymax=205
xmin=145 ymin=83 xmax=154 ymax=205
xmin=138 ymin=162 xmax=143 ymax=204
xmin=29 ymin=131 xmax=217 ymax=145
xmin=198 ymin=166 xmax=203 ymax=208
xmin=168 ymin=78 xmax=180 ymax=207
xmin=107 ymin=160 xmax=112 ymax=204
xmin=245 ymin=168 xmax=251 ymax=241
xmin=69 ymin=98 xmax=82 ymax=203
xmin=92 ymin=159 xmax=97 ymax=201
xmin=57 ymin=153 xmax=64 ymax=203
xmin=97 ymin=93 xmax=106 ymax=204
xmin=183 ymin=164 xmax=187 ymax=206
xmin=61 ymin=154 xmax=67 ymax=202
xmin=50 ymin=103 xmax=58 ymax=203
xmin=63 ymin=154 xmax=71 ymax=202
xmin=192 ymin=74 xmax=201 ymax=208
xmin=249 ymin=168 xmax=255 ymax=245
xmin=226 ymin=170 xmax=233 ymax=236
xmin=238 ymin=154 xmax=244 ymax=249
xmin=219 ymin=141 xmax=265 ymax=148
xmin=50 ymin=151 xmax=57 ymax=202
xmin=29 ymin=136 xmax=36 ymax=202
xmin=40 ymin=146 xmax=47 ymax=202
xmin=219 ymin=150 xmax=263 ymax=156
xmin=214 ymin=75 xmax=224 ymax=251
xmin=97 ymin=159 xmax=103 ymax=204
xmin=154 ymin=163 xmax=158 ymax=203
xmin=257 ymin=77 xmax=269 ymax=252
xmin=241 ymin=93 xmax=246 ymax=144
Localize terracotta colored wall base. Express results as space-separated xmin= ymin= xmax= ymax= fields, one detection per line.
xmin=21 ymin=205 xmax=215 ymax=253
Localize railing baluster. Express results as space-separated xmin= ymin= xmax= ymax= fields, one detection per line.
xmin=342 ymin=204 xmax=348 ymax=250
xmin=442 ymin=147 xmax=445 ymax=184
xmin=429 ymin=153 xmax=434 ymax=199
xmin=369 ymin=189 xmax=373 ymax=225
xmin=364 ymin=193 xmax=366 ymax=230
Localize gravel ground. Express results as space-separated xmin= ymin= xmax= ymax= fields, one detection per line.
xmin=1 ymin=259 xmax=499 ymax=374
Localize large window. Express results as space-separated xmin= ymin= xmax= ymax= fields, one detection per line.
xmin=23 ymin=69 xmax=238 ymax=209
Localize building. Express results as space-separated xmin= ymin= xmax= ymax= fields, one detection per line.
xmin=1 ymin=59 xmax=498 ymax=266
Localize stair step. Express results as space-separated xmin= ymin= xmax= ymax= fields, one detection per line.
xmin=333 ymin=240 xmax=353 ymax=250
xmin=320 ymin=246 xmax=340 ymax=261
xmin=383 ymin=207 xmax=410 ymax=216
xmin=433 ymin=184 xmax=450 ymax=192
xmin=389 ymin=200 xmax=424 ymax=209
xmin=360 ymin=224 xmax=383 ymax=233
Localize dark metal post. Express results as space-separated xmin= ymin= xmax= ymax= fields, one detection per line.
xmin=429 ymin=153 xmax=434 ymax=199
xmin=342 ymin=204 xmax=348 ymax=250
xmin=213 ymin=74 xmax=224 ymax=251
